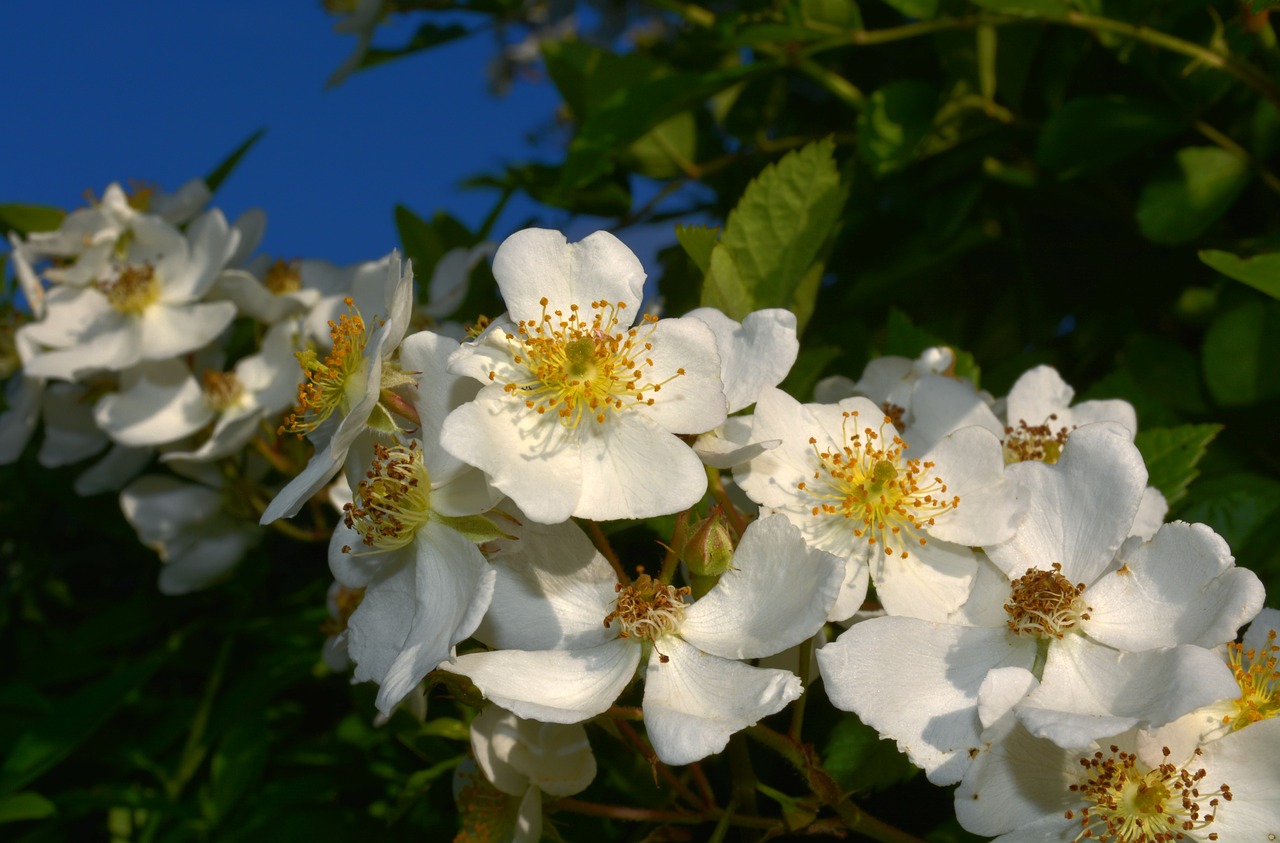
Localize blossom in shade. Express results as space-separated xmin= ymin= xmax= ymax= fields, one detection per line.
xmin=446 ymin=514 xmax=844 ymax=765
xmin=816 ymin=423 xmax=1260 ymax=784
xmin=327 ymin=330 xmax=501 ymax=716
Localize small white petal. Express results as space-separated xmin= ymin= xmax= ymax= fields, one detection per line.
xmin=681 ymin=515 xmax=844 ymax=659
xmin=643 ymin=638 xmax=801 ymax=766
xmin=447 ymin=640 xmax=640 ymax=724
xmin=493 ymin=229 xmax=646 ymax=322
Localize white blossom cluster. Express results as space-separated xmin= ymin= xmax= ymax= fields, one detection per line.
xmin=1 ymin=179 xmax=473 ymax=594
xmin=6 ymin=208 xmax=1277 ymax=840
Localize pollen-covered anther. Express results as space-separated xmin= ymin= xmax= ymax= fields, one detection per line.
xmin=797 ymin=410 xmax=959 ymax=559
xmin=1004 ymin=563 xmax=1091 ymax=639
xmin=1222 ymin=628 xmax=1280 ymax=730
xmin=280 ymin=297 xmax=367 ymax=437
xmin=99 ymin=263 xmax=160 ymax=314
xmin=201 ymin=369 xmax=245 ymax=412
xmin=603 ymin=572 xmax=690 ymax=662
xmin=341 ymin=441 xmax=432 ymax=552
xmin=488 ymin=299 xmax=680 ymax=427
xmin=1004 ymin=414 xmax=1074 ymax=464
xmin=263 ymin=258 xmax=303 ymax=294
xmin=1064 ymin=745 xmax=1231 ymax=842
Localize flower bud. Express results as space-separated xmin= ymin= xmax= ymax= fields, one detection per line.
xmin=680 ymin=505 xmax=736 ymax=577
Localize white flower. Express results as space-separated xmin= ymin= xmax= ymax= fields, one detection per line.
xmin=326 ymin=330 xmax=501 ymax=716
xmin=440 ymin=229 xmax=727 ymax=523
xmin=19 ymin=210 xmax=240 ymax=381
xmin=457 ymin=705 xmax=596 ymax=843
xmin=120 ymin=474 xmax=259 ymax=594
xmin=955 ymin=708 xmax=1280 ymax=842
xmin=446 ymin=514 xmax=844 ymax=765
xmin=816 ymin=424 xmax=1260 ymax=784
xmin=813 ymin=345 xmax=956 ymax=411
xmin=260 ymin=252 xmax=415 ymax=523
xmin=736 ymin=386 xmax=1024 ymax=621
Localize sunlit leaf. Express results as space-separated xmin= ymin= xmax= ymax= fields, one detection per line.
xmin=701 ymin=139 xmax=847 ymax=332
xmin=204 ymin=128 xmax=267 ymax=194
xmin=1134 ymin=425 xmax=1222 ymax=505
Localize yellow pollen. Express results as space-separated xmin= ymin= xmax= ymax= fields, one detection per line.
xmin=1222 ymin=627 xmax=1280 ymax=731
xmin=263 ymin=258 xmax=303 ymax=294
xmin=280 ymin=297 xmax=367 ymax=437
xmin=1005 ymin=563 xmax=1091 ymax=639
xmin=1064 ymin=745 xmax=1231 ymax=842
xmin=603 ymin=572 xmax=689 ymax=662
xmin=489 ymin=300 xmax=681 ymax=428
xmin=341 ymin=441 xmax=432 ymax=552
xmin=1005 ymin=415 xmax=1073 ymax=464
xmin=881 ymin=400 xmax=906 ymax=431
xmin=797 ymin=410 xmax=959 ymax=559
xmin=201 ymin=370 xmax=245 ymax=412
xmin=99 ymin=264 xmax=160 ymax=314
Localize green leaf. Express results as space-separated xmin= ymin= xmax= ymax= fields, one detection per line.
xmin=674 ymin=224 xmax=719 ymax=276
xmin=0 ymin=205 xmax=65 ymax=237
xmin=204 ymin=128 xmax=267 ymax=194
xmin=878 ymin=0 xmax=938 ymax=19
xmin=209 ymin=712 xmax=268 ymax=824
xmin=857 ymin=81 xmax=938 ymax=176
xmin=357 ymin=23 xmax=469 ymax=72
xmin=1035 ymin=97 xmax=1185 ymax=179
xmin=883 ymin=309 xmax=981 ymax=387
xmin=542 ymin=41 xmax=663 ymax=119
xmin=822 ymin=716 xmax=917 ymax=794
xmin=802 ymin=0 xmax=866 ymax=28
xmin=0 ymin=648 xmax=167 ymax=795
xmin=561 ymin=64 xmax=759 ymax=188
xmin=700 ymin=139 xmax=847 ymax=332
xmin=1202 ymin=298 xmax=1280 ymax=406
xmin=624 ymin=110 xmax=697 ymax=179
xmin=970 ymin=0 xmax=1070 ymax=14
xmin=1199 ymin=249 xmax=1280 ymax=300
xmin=0 ymin=792 xmax=55 ymax=824
xmin=1134 ymin=425 xmax=1222 ymax=506
xmin=1136 ymin=147 xmax=1251 ymax=245
xmin=1178 ymin=473 xmax=1280 ymax=550
xmin=779 ymin=343 xmax=845 ymax=401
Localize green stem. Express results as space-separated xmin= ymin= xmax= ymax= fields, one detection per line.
xmin=805 ymin=13 xmax=1280 ymax=112
xmin=586 ymin=519 xmax=629 ymax=584
xmin=553 ymin=798 xmax=779 ymax=828
xmin=1195 ymin=118 xmax=1280 ymax=196
xmin=746 ymin=724 xmax=929 ymax=843
xmin=704 ymin=466 xmax=749 ymax=539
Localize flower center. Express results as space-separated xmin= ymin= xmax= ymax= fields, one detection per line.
xmin=794 ymin=411 xmax=958 ymax=559
xmin=341 ymin=442 xmax=432 ymax=553
xmin=202 ymin=370 xmax=245 ymax=412
xmin=1005 ymin=563 xmax=1091 ymax=639
xmin=280 ymin=297 xmax=367 ymax=437
xmin=99 ymin=264 xmax=160 ymax=314
xmin=489 ymin=298 xmax=684 ymax=427
xmin=1004 ymin=416 xmax=1073 ymax=464
xmin=1222 ymin=628 xmax=1280 ymax=731
xmin=263 ymin=259 xmax=303 ymax=295
xmin=603 ymin=572 xmax=689 ymax=661
xmin=1065 ymin=745 xmax=1231 ymax=842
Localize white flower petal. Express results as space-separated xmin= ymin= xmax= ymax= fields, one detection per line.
xmin=492 ymin=229 xmax=646 ymax=322
xmin=447 ymin=640 xmax=640 ymax=724
xmin=575 ymin=413 xmax=708 ymax=521
xmin=681 ymin=516 xmax=844 ymax=659
xmin=628 ymin=316 xmax=726 ymax=434
xmin=138 ymin=301 xmax=236 ymax=361
xmin=817 ymin=618 xmax=1037 ymax=784
xmin=685 ymin=307 xmax=798 ymax=413
xmin=986 ymin=422 xmax=1146 ymax=584
xmin=873 ymin=539 xmax=979 ymax=622
xmin=1085 ymin=521 xmax=1265 ymax=650
xmin=349 ymin=521 xmax=497 ymax=716
xmin=643 ymin=638 xmax=801 ymax=766
xmin=1016 ymin=636 xmax=1241 ymax=750
xmin=921 ymin=425 xmax=1023 ymax=548
xmin=474 ymin=519 xmax=620 ymax=651
xmin=94 ymin=360 xmax=213 ymax=447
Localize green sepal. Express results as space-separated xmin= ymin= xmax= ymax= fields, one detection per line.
xmin=432 ymin=513 xmax=515 ymax=544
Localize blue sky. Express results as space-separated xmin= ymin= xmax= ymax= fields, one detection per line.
xmin=3 ymin=2 xmax=637 ymax=267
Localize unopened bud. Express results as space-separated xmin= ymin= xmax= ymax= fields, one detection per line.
xmin=680 ymin=505 xmax=736 ymax=577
